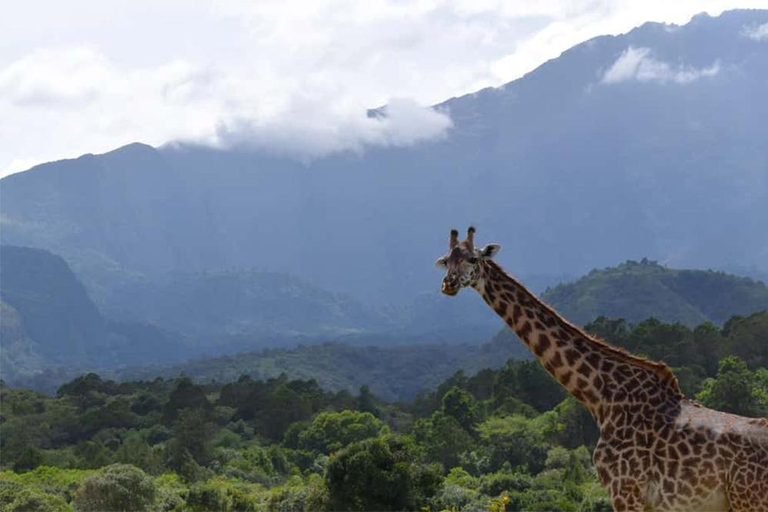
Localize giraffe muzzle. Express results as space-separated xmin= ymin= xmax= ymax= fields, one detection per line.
xmin=442 ymin=280 xmax=459 ymax=296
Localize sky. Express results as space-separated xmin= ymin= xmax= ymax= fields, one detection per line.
xmin=1 ymin=0 xmax=765 ymax=178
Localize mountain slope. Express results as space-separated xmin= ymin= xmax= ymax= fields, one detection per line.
xmin=1 ymin=10 xmax=766 ymax=310
xmin=0 ymin=246 xmax=194 ymax=382
xmin=104 ymin=269 xmax=389 ymax=337
xmin=0 ymin=246 xmax=108 ymax=364
xmin=540 ymin=259 xmax=768 ymax=326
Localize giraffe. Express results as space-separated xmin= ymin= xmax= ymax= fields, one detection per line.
xmin=435 ymin=227 xmax=768 ymax=512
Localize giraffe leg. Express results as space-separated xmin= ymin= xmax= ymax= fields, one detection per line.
xmin=608 ymin=478 xmax=646 ymax=512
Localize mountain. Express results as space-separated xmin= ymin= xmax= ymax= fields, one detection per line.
xmin=1 ymin=10 xmax=766 ymax=313
xmin=0 ymin=246 xmax=193 ymax=383
xmin=0 ymin=246 xmax=109 ymax=365
xmin=103 ymin=270 xmax=389 ymax=338
xmin=540 ymin=259 xmax=768 ymax=327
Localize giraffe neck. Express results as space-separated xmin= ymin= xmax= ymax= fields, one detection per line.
xmin=473 ymin=260 xmax=682 ymax=424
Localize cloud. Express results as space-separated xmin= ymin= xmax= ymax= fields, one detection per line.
xmin=0 ymin=47 xmax=108 ymax=107
xmin=2 ymin=0 xmax=764 ymax=177
xmin=601 ymin=46 xmax=720 ymax=84
xmin=214 ymin=98 xmax=452 ymax=158
xmin=742 ymin=22 xmax=768 ymax=41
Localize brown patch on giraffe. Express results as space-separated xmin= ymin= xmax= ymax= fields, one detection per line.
xmin=577 ymin=362 xmax=593 ymax=378
xmin=586 ymin=352 xmax=601 ymax=369
xmin=564 ymin=349 xmax=580 ymax=366
xmin=518 ymin=321 xmax=532 ymax=341
xmin=534 ymin=333 xmax=551 ymax=356
xmin=511 ymin=304 xmax=522 ymax=326
xmin=550 ymin=351 xmax=564 ymax=369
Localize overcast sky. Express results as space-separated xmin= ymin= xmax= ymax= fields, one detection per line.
xmin=1 ymin=0 xmax=764 ymax=177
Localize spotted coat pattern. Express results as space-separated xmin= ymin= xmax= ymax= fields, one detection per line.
xmin=437 ymin=232 xmax=768 ymax=512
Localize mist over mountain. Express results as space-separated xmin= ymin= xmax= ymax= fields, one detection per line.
xmin=1 ymin=9 xmax=766 ymax=318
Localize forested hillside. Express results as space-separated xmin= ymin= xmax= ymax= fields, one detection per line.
xmin=542 ymin=259 xmax=768 ymax=327
xmin=1 ymin=313 xmax=765 ymax=511
xmin=109 ymin=331 xmax=533 ymax=402
xmin=4 ymin=244 xmax=767 ymax=394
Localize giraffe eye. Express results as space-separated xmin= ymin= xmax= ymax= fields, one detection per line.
xmin=467 ymin=257 xmax=478 ymax=265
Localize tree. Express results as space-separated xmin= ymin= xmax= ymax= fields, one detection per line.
xmin=549 ymin=397 xmax=599 ymax=449
xmin=115 ymin=434 xmax=165 ymax=475
xmin=165 ymin=376 xmax=210 ymax=423
xmin=477 ymin=415 xmax=548 ymax=473
xmin=57 ymin=373 xmax=115 ymax=411
xmin=298 ymin=410 xmax=385 ymax=454
xmin=413 ymin=412 xmax=474 ymax=470
xmin=724 ymin=312 xmax=768 ymax=369
xmin=12 ymin=446 xmax=42 ymax=473
xmin=357 ymin=385 xmax=379 ymax=417
xmin=326 ymin=435 xmax=442 ymax=511
xmin=441 ymin=387 xmax=480 ymax=433
xmin=74 ymin=464 xmax=156 ymax=511
xmin=696 ymin=356 xmax=768 ymax=417
xmin=169 ymin=408 xmax=219 ymax=469
xmin=692 ymin=322 xmax=725 ymax=377
xmin=585 ymin=317 xmax=629 ymax=345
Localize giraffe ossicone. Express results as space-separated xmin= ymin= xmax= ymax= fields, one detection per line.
xmin=436 ymin=227 xmax=768 ymax=512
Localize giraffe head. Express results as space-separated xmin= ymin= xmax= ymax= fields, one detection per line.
xmin=435 ymin=227 xmax=501 ymax=296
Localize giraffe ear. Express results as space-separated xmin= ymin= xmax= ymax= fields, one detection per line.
xmin=477 ymin=244 xmax=501 ymax=259
xmin=435 ymin=256 xmax=448 ymax=268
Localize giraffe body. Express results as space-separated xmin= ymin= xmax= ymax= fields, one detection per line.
xmin=435 ymin=228 xmax=768 ymax=511
xmin=594 ymin=398 xmax=768 ymax=511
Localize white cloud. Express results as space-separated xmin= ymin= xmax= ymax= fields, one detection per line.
xmin=0 ymin=0 xmax=764 ymax=177
xmin=742 ymin=22 xmax=768 ymax=41
xmin=601 ymin=46 xmax=720 ymax=85
xmin=214 ymin=98 xmax=452 ymax=158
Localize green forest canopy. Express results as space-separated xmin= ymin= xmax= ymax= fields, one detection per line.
xmin=1 ymin=312 xmax=766 ymax=511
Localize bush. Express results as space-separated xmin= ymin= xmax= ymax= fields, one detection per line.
xmin=186 ymin=477 xmax=263 ymax=512
xmin=268 ymin=474 xmax=327 ymax=512
xmin=154 ymin=473 xmax=188 ymax=512
xmin=326 ymin=435 xmax=442 ymax=511
xmin=429 ymin=482 xmax=484 ymax=512
xmin=74 ymin=464 xmax=156 ymax=511
xmin=2 ymin=488 xmax=70 ymax=512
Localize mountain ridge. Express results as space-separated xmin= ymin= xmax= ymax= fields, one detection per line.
xmin=1 ymin=9 xmax=767 ymax=307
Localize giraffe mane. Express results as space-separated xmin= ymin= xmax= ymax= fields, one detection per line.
xmin=485 ymin=260 xmax=684 ymax=396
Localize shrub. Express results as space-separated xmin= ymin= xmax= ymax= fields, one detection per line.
xmin=2 ymin=488 xmax=70 ymax=512
xmin=74 ymin=464 xmax=156 ymax=511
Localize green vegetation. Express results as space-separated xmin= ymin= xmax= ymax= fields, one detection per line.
xmin=1 ymin=313 xmax=765 ymax=511
xmin=542 ymin=259 xmax=768 ymax=327
xmin=110 ymin=334 xmax=529 ymax=402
